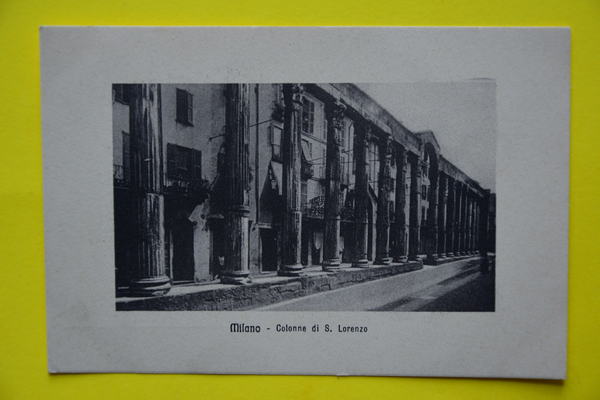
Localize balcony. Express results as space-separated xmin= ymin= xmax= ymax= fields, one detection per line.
xmin=303 ymin=195 xmax=324 ymax=219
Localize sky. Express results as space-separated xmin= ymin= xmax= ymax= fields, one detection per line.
xmin=357 ymin=81 xmax=496 ymax=192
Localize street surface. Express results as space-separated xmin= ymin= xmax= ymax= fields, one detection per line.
xmin=374 ymin=266 xmax=495 ymax=311
xmin=257 ymin=257 xmax=495 ymax=311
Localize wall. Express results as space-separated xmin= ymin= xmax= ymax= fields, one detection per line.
xmin=160 ymin=84 xmax=226 ymax=282
xmin=247 ymin=83 xmax=282 ymax=273
xmin=111 ymin=94 xmax=129 ymax=172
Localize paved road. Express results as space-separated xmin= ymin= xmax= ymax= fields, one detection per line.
xmin=376 ymin=268 xmax=495 ymax=311
xmin=257 ymin=257 xmax=495 ymax=311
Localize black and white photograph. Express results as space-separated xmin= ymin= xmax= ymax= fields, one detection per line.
xmin=42 ymin=27 xmax=568 ymax=377
xmin=113 ymin=82 xmax=496 ymax=311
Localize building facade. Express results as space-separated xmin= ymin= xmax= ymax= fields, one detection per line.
xmin=113 ymin=83 xmax=495 ymax=296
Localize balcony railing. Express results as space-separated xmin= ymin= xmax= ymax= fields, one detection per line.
xmin=166 ymin=176 xmax=211 ymax=195
xmin=303 ymin=195 xmax=324 ymax=219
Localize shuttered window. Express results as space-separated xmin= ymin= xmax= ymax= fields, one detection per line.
xmin=301 ymin=98 xmax=315 ymax=134
xmin=191 ymin=149 xmax=202 ymax=180
xmin=167 ymin=143 xmax=202 ymax=181
xmin=301 ymin=182 xmax=308 ymax=208
xmin=176 ymin=88 xmax=194 ymax=126
xmin=270 ymin=125 xmax=282 ymax=160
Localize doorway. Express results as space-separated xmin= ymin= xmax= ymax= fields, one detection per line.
xmin=171 ymin=218 xmax=195 ymax=282
xmin=260 ymin=228 xmax=278 ymax=272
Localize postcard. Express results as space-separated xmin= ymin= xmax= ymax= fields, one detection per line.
xmin=41 ymin=27 xmax=569 ymax=378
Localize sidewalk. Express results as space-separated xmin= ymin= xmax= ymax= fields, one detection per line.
xmin=116 ymin=260 xmax=424 ymax=311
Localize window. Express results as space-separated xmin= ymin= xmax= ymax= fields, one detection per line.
xmin=341 ymin=154 xmax=348 ymax=183
xmin=319 ymin=147 xmax=326 ymax=178
xmin=369 ymin=142 xmax=378 ymax=188
xmin=113 ymin=84 xmax=128 ymax=104
xmin=346 ymin=122 xmax=354 ymax=152
xmin=176 ymin=88 xmax=194 ymax=126
xmin=167 ymin=143 xmax=202 ymax=181
xmin=301 ymin=98 xmax=315 ymax=134
xmin=422 ymin=185 xmax=428 ymax=200
xmin=122 ymin=132 xmax=130 ymax=182
xmin=301 ymin=182 xmax=308 ymax=208
xmin=270 ymin=126 xmax=282 ymax=160
xmin=302 ymin=139 xmax=312 ymax=160
xmin=273 ymin=84 xmax=283 ymax=104
xmin=192 ymin=149 xmax=202 ymax=180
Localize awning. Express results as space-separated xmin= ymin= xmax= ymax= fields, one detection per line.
xmin=269 ymin=161 xmax=283 ymax=196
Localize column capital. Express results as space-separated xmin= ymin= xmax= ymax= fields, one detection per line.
xmin=283 ymin=83 xmax=305 ymax=109
xmin=329 ymin=99 xmax=346 ymax=129
xmin=395 ymin=143 xmax=407 ymax=163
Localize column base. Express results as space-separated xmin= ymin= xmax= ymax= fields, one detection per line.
xmin=425 ymin=254 xmax=438 ymax=265
xmin=278 ymin=264 xmax=304 ymax=277
xmin=352 ymin=258 xmax=370 ymax=268
xmin=221 ymin=273 xmax=251 ymax=285
xmin=322 ymin=258 xmax=342 ymax=271
xmin=129 ymin=276 xmax=171 ymax=297
xmin=393 ymin=255 xmax=409 ymax=263
xmin=374 ymin=256 xmax=392 ymax=265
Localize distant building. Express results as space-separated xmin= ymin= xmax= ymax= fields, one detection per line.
xmin=112 ymin=83 xmax=495 ymax=296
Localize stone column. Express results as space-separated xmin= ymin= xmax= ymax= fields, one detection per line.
xmin=279 ymin=84 xmax=304 ymax=276
xmin=352 ymin=120 xmax=370 ymax=267
xmin=474 ymin=201 xmax=480 ymax=252
xmin=458 ymin=186 xmax=464 ymax=254
xmin=425 ymin=167 xmax=439 ymax=264
xmin=466 ymin=194 xmax=472 ymax=253
xmin=392 ymin=145 xmax=408 ymax=262
xmin=479 ymin=189 xmax=491 ymax=272
xmin=375 ymin=135 xmax=393 ymax=265
xmin=437 ymin=173 xmax=447 ymax=257
xmin=445 ymin=177 xmax=455 ymax=257
xmin=469 ymin=194 xmax=475 ymax=253
xmin=462 ymin=186 xmax=469 ymax=254
xmin=454 ymin=182 xmax=463 ymax=255
xmin=464 ymin=193 xmax=470 ymax=254
xmin=128 ymin=84 xmax=171 ymax=297
xmin=408 ymin=153 xmax=421 ymax=261
xmin=322 ymin=100 xmax=346 ymax=270
xmin=221 ymin=84 xmax=251 ymax=284
xmin=473 ymin=198 xmax=479 ymax=254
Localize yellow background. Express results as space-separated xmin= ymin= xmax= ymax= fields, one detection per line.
xmin=0 ymin=0 xmax=598 ymax=398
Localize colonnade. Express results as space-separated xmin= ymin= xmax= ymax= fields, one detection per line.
xmin=125 ymin=83 xmax=492 ymax=296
